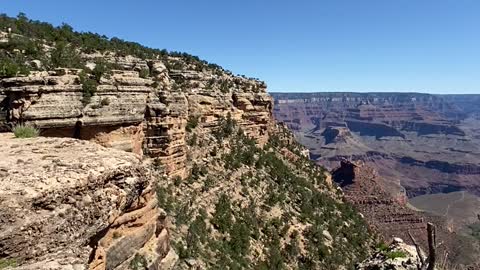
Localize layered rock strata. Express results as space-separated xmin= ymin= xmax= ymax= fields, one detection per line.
xmin=332 ymin=160 xmax=426 ymax=238
xmin=0 ymin=56 xmax=272 ymax=178
xmin=331 ymin=160 xmax=478 ymax=266
xmin=271 ymin=92 xmax=480 ymax=198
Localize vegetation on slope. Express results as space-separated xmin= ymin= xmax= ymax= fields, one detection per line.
xmin=0 ymin=13 xmax=233 ymax=78
xmin=157 ymin=118 xmax=374 ymax=269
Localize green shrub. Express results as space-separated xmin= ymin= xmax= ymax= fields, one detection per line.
xmin=211 ymin=194 xmax=233 ymax=233
xmin=183 ymin=214 xmax=208 ymax=258
xmin=385 ymin=251 xmax=407 ymax=259
xmin=129 ymin=254 xmax=147 ymax=270
xmin=206 ymin=78 xmax=215 ymax=89
xmin=139 ymin=68 xmax=149 ymax=78
xmin=229 ymin=221 xmax=250 ymax=256
xmin=187 ymin=133 xmax=197 ymax=146
xmin=13 ymin=124 xmax=39 ymax=138
xmin=468 ymin=223 xmax=480 ymax=241
xmin=186 ymin=115 xmax=199 ymax=132
xmin=0 ymin=258 xmax=17 ymax=269
xmin=213 ymin=113 xmax=235 ymax=141
xmin=173 ymin=176 xmax=182 ymax=186
xmin=100 ymin=97 xmax=110 ymax=106
xmin=50 ymin=41 xmax=83 ymax=68
xmin=91 ymin=60 xmax=110 ymax=82
xmin=79 ymin=71 xmax=97 ymax=105
xmin=0 ymin=56 xmax=29 ymax=77
xmin=202 ymin=177 xmax=215 ymax=192
xmin=156 ymin=185 xmax=175 ymax=213
xmin=112 ymin=231 xmax=122 ymax=239
xmin=376 ymin=242 xmax=389 ymax=252
xmin=220 ymin=80 xmax=229 ymax=93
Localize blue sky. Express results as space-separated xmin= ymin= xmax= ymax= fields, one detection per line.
xmin=2 ymin=0 xmax=480 ymax=93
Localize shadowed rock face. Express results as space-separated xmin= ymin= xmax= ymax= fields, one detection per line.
xmin=331 ymin=160 xmax=356 ymax=187
xmin=0 ymin=134 xmax=175 ymax=270
xmin=321 ymin=126 xmax=353 ymax=144
xmin=272 ymin=92 xmax=480 ymax=198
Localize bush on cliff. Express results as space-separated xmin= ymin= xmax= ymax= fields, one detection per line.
xmin=186 ymin=115 xmax=199 ymax=132
xmin=79 ymin=71 xmax=97 ymax=105
xmin=129 ymin=254 xmax=147 ymax=270
xmin=50 ymin=41 xmax=83 ymax=68
xmin=0 ymin=258 xmax=17 ymax=269
xmin=0 ymin=55 xmax=29 ymax=77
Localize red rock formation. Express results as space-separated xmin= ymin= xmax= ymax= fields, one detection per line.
xmin=331 ymin=160 xmax=479 ymax=266
xmin=272 ymin=92 xmax=480 ymax=200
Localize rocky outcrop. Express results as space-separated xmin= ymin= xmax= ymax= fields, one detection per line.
xmin=0 ymin=55 xmax=272 ymax=178
xmin=331 ymin=161 xmax=427 ymax=237
xmin=331 ymin=160 xmax=479 ymax=267
xmin=0 ymin=50 xmax=275 ymax=268
xmin=0 ymin=133 xmax=175 ymax=269
xmin=356 ymin=238 xmax=422 ymax=270
xmin=0 ymin=69 xmax=150 ymax=154
xmin=321 ymin=126 xmax=352 ymax=144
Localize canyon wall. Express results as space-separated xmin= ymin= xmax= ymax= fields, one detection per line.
xmin=272 ymin=92 xmax=480 ymax=198
xmin=0 ymin=52 xmax=273 ymax=269
xmin=331 ymin=160 xmax=480 ymax=266
xmin=0 ymin=56 xmax=272 ymax=179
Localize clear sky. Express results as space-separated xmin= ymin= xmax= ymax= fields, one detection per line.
xmin=2 ymin=0 xmax=480 ymax=93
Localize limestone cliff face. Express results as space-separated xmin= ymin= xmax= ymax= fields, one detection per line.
xmin=0 ymin=55 xmax=272 ymax=178
xmin=0 ymin=134 xmax=176 ymax=270
xmin=0 ymin=54 xmax=273 ymax=269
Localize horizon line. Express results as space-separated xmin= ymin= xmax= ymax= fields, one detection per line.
xmin=268 ymin=90 xmax=480 ymax=95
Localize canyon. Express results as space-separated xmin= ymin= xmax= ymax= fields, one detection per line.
xmin=0 ymin=16 xmax=375 ymax=269
xmin=272 ymin=92 xmax=480 ymax=197
xmin=1 ymin=14 xmax=478 ymax=269
xmin=272 ymin=92 xmax=480 ymax=265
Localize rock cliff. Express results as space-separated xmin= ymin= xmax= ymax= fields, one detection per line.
xmin=0 ymin=133 xmax=175 ymax=269
xmin=331 ymin=160 xmax=480 ymax=267
xmin=0 ymin=55 xmax=271 ymax=179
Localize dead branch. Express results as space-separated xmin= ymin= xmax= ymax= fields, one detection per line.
xmin=408 ymin=230 xmax=425 ymax=266
xmin=408 ymin=223 xmax=437 ymax=270
xmin=427 ymin=222 xmax=436 ymax=270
